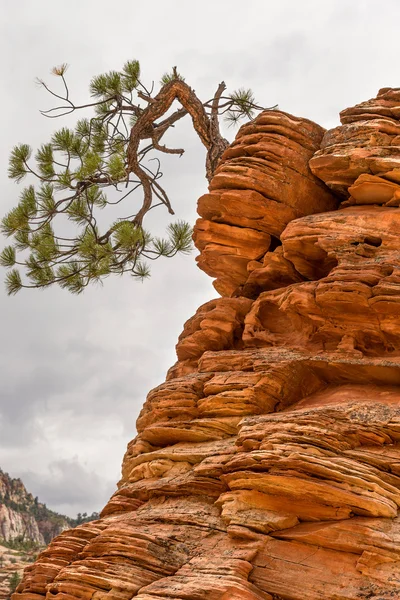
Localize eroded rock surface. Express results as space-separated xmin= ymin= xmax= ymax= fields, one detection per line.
xmin=14 ymin=93 xmax=400 ymax=600
xmin=193 ymin=110 xmax=338 ymax=297
xmin=310 ymin=87 xmax=400 ymax=205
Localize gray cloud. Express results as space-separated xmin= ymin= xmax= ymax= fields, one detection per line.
xmin=21 ymin=458 xmax=115 ymax=516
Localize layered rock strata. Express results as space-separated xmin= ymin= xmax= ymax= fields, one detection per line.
xmin=194 ymin=110 xmax=338 ymax=297
xmin=310 ymin=87 xmax=400 ymax=203
xmin=14 ymin=93 xmax=400 ymax=600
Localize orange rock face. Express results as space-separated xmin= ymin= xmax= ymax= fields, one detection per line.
xmin=193 ymin=110 xmax=338 ymax=296
xmin=14 ymin=94 xmax=400 ymax=600
xmin=310 ymin=87 xmax=400 ymax=204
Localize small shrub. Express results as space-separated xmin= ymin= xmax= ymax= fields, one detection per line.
xmin=8 ymin=571 xmax=21 ymax=596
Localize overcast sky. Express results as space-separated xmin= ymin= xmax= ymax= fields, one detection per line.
xmin=0 ymin=0 xmax=398 ymax=517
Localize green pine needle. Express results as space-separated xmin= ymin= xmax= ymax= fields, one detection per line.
xmin=14 ymin=229 xmax=30 ymax=251
xmin=90 ymin=71 xmax=122 ymax=98
xmin=35 ymin=144 xmax=55 ymax=177
xmin=0 ymin=246 xmax=16 ymax=268
xmin=8 ymin=144 xmax=32 ymax=182
xmin=152 ymin=237 xmax=173 ymax=256
xmin=67 ymin=197 xmax=90 ymax=224
xmin=167 ymin=220 xmax=193 ymax=254
xmin=224 ymin=111 xmax=242 ymax=127
xmin=90 ymin=73 xmax=110 ymax=98
xmin=18 ymin=186 xmax=37 ymax=219
xmin=122 ymin=60 xmax=140 ymax=92
xmin=57 ymin=262 xmax=85 ymax=294
xmin=75 ymin=118 xmax=91 ymax=139
xmin=134 ymin=261 xmax=150 ymax=280
xmin=86 ymin=186 xmax=108 ymax=209
xmin=111 ymin=221 xmax=144 ymax=250
xmin=5 ymin=269 xmax=22 ymax=295
xmin=1 ymin=207 xmax=29 ymax=236
xmin=108 ymin=154 xmax=126 ymax=180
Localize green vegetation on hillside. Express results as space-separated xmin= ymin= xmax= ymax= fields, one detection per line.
xmin=8 ymin=571 xmax=21 ymax=597
xmin=1 ymin=536 xmax=40 ymax=553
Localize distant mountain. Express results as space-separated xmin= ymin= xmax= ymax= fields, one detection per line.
xmin=0 ymin=468 xmax=99 ymax=546
xmin=0 ymin=469 xmax=99 ymax=599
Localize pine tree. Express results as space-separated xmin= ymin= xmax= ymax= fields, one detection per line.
xmin=1 ymin=60 xmax=276 ymax=294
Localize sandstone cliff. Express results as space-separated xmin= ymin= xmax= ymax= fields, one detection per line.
xmin=0 ymin=470 xmax=70 ymax=546
xmin=14 ymin=91 xmax=400 ymax=599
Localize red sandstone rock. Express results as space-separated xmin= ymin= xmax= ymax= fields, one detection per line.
xmin=310 ymin=88 xmax=400 ymax=202
xmin=15 ymin=350 xmax=400 ymax=599
xmin=15 ymin=94 xmax=400 ymax=600
xmin=346 ymin=173 xmax=400 ymax=206
xmin=175 ymin=297 xmax=253 ymax=362
xmin=239 ymin=246 xmax=305 ymax=299
xmin=193 ymin=109 xmax=337 ymax=296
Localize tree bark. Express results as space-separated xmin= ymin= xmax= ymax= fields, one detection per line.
xmin=126 ymin=78 xmax=229 ymax=224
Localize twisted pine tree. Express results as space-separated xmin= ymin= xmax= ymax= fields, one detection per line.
xmin=1 ymin=60 xmax=274 ymax=294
